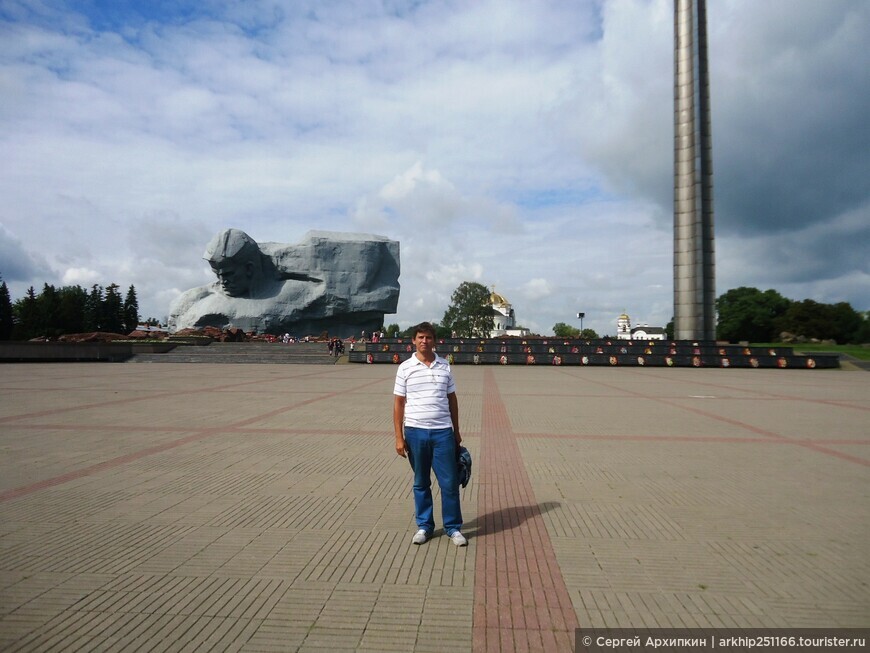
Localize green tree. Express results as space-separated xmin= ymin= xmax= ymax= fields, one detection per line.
xmin=0 ymin=278 xmax=14 ymax=340
xmin=102 ymin=284 xmax=124 ymax=333
xmin=123 ymin=285 xmax=140 ymax=333
xmin=84 ymin=284 xmax=103 ymax=332
xmin=433 ymin=322 xmax=452 ymax=339
xmin=39 ymin=283 xmax=60 ymax=338
xmin=385 ymin=323 xmax=401 ymax=338
xmin=579 ymin=328 xmax=599 ymax=339
xmin=829 ymin=302 xmax=864 ymax=344
xmin=716 ymin=287 xmax=791 ymax=342
xmin=13 ymin=286 xmax=39 ymax=340
xmin=57 ymin=285 xmax=87 ymax=334
xmin=854 ymin=311 xmax=870 ymax=344
xmin=441 ymin=282 xmax=494 ymax=338
xmin=777 ymin=299 xmax=862 ymax=344
xmin=397 ymin=322 xmax=450 ymax=339
xmin=553 ymin=322 xmax=580 ymax=338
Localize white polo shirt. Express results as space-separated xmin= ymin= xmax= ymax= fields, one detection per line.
xmin=394 ymin=353 xmax=456 ymax=429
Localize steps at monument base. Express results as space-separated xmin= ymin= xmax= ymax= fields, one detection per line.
xmin=128 ymin=342 xmax=341 ymax=364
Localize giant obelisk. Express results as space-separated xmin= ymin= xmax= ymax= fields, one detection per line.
xmin=674 ymin=0 xmax=716 ymax=341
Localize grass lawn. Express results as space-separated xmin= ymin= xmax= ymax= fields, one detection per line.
xmin=750 ymin=343 xmax=870 ymax=361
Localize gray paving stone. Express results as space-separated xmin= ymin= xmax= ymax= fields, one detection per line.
xmin=0 ymin=363 xmax=867 ymax=651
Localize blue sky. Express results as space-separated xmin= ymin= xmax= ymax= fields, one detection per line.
xmin=0 ymin=0 xmax=867 ymax=335
xmin=73 ymin=2 xmax=208 ymax=30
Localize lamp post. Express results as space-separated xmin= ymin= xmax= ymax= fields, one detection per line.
xmin=576 ymin=312 xmax=585 ymax=335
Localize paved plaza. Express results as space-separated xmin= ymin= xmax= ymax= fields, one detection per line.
xmin=0 ymin=363 xmax=867 ymax=652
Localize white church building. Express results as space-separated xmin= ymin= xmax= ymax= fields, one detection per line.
xmin=616 ymin=312 xmax=667 ymax=340
xmin=488 ymin=290 xmax=530 ymax=338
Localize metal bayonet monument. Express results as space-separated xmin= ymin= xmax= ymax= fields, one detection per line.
xmin=674 ymin=0 xmax=716 ymax=341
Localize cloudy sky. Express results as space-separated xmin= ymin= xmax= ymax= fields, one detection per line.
xmin=1 ymin=0 xmax=867 ymax=336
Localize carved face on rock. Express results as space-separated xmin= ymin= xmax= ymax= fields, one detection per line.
xmin=211 ymin=259 xmax=255 ymax=297
xmin=203 ymin=228 xmax=262 ymax=297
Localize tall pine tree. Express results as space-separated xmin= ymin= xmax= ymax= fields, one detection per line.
xmin=58 ymin=285 xmax=87 ymax=334
xmin=85 ymin=284 xmax=103 ymax=332
xmin=0 ymin=278 xmax=14 ymax=340
xmin=103 ymin=283 xmax=124 ymax=333
xmin=39 ymin=283 xmax=60 ymax=338
xmin=123 ymin=285 xmax=139 ymax=334
xmin=14 ymin=286 xmax=39 ymax=339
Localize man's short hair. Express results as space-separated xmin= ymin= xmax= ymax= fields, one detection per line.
xmin=412 ymin=322 xmax=436 ymax=339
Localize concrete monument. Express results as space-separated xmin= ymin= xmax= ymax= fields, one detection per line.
xmin=168 ymin=229 xmax=400 ymax=337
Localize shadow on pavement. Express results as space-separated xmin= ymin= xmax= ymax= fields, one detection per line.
xmin=463 ymin=501 xmax=562 ymax=538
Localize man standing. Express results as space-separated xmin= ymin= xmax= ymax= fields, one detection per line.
xmin=393 ymin=322 xmax=466 ymax=546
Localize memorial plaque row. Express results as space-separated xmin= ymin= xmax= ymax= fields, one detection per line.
xmin=348 ymin=351 xmax=836 ymax=369
xmin=359 ymin=340 xmax=821 ymax=358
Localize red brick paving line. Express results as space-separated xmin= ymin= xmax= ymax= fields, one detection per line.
xmin=473 ymin=368 xmax=579 ymax=653
xmin=553 ymin=369 xmax=870 ymax=468
xmin=7 ymin=424 xmax=395 ymax=437
xmin=22 ymin=424 xmax=867 ymax=447
xmin=0 ymin=367 xmax=341 ymax=424
xmin=507 ymin=391 xmax=869 ymax=412
xmin=0 ymin=376 xmax=389 ymax=503
xmin=617 ymin=368 xmax=870 ymax=412
xmin=652 ymin=397 xmax=870 ymax=467
xmin=514 ymin=433 xmax=870 ymax=445
xmin=510 ymin=369 xmax=869 ymax=413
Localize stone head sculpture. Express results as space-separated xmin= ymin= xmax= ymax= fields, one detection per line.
xmin=204 ymin=228 xmax=263 ymax=297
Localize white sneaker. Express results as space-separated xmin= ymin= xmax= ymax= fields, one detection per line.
xmin=412 ymin=529 xmax=430 ymax=545
xmin=449 ymin=531 xmax=467 ymax=547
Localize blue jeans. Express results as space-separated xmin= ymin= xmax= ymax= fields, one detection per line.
xmin=404 ymin=426 xmax=463 ymax=535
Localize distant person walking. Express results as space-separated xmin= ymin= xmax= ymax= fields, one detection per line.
xmin=393 ymin=322 xmax=466 ymax=546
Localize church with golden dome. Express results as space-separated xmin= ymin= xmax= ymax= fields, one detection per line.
xmin=488 ymin=288 xmax=530 ymax=338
